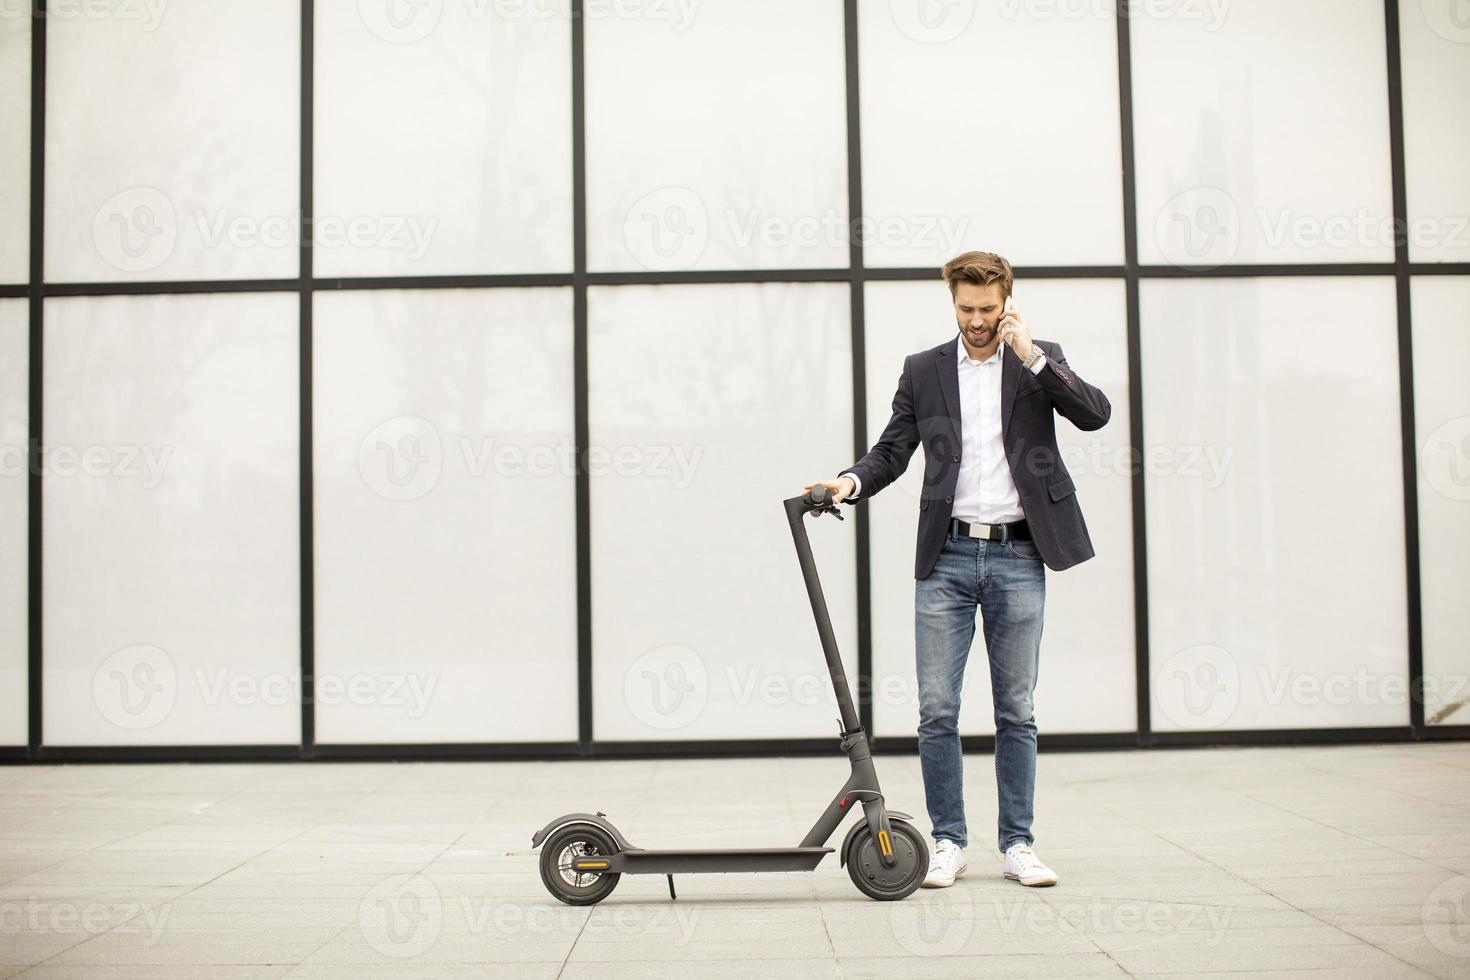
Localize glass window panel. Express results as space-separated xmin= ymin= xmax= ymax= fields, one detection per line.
xmin=1411 ymin=276 xmax=1470 ymax=726
xmin=45 ymin=2 xmax=298 ymax=282
xmin=1399 ymin=4 xmax=1470 ymax=264
xmin=313 ymin=4 xmax=572 ymax=277
xmin=0 ymin=12 xmax=27 ymax=284
xmin=1143 ymin=276 xmax=1407 ymax=731
xmin=584 ymin=2 xmax=848 ymax=272
xmin=858 ymin=1 xmax=1124 ymax=268
xmin=1132 ymin=1 xmax=1394 ymax=267
xmin=42 ymin=293 xmax=299 ymax=745
xmin=312 ymin=287 xmax=577 ymax=743
xmin=589 ymin=283 xmax=855 ymax=740
xmin=0 ymin=298 xmax=25 ymax=745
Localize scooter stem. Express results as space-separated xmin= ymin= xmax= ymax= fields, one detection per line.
xmin=784 ymin=487 xmax=861 ymax=735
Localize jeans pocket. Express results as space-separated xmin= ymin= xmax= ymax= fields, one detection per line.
xmin=1005 ymin=538 xmax=1042 ymax=561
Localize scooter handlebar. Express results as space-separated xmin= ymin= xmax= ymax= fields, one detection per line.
xmin=784 ymin=485 xmax=844 ymax=523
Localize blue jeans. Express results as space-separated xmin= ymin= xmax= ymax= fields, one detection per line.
xmin=915 ymin=530 xmax=1045 ymax=854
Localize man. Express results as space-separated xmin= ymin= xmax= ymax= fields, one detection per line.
xmin=804 ymin=251 xmax=1110 ymax=889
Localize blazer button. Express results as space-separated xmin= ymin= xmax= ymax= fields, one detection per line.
xmin=944 ymin=495 xmax=953 ymax=504
xmin=951 ymin=453 xmax=960 ymax=462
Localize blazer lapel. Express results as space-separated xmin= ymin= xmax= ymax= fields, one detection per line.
xmin=936 ymin=340 xmax=961 ymax=427
xmin=1000 ymin=341 xmax=1021 ymax=439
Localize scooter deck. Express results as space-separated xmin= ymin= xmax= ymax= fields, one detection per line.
xmin=578 ymin=846 xmax=833 ymax=875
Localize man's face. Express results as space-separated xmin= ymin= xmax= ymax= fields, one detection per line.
xmin=953 ymin=281 xmax=1007 ymax=350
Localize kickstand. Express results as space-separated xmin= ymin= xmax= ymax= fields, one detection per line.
xmin=666 ymin=874 xmax=677 ymax=901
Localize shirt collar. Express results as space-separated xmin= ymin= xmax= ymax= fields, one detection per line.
xmin=957 ymin=333 xmax=1003 ymax=366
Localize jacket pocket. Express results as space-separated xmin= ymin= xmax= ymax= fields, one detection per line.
xmin=1046 ymin=475 xmax=1077 ymax=501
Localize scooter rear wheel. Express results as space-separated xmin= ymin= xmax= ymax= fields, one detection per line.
xmin=844 ymin=818 xmax=927 ymax=901
xmin=539 ymin=824 xmax=621 ymax=906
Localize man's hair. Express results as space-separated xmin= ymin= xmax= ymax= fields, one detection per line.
xmin=941 ymin=251 xmax=1014 ymax=298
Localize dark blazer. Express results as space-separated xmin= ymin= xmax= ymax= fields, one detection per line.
xmin=840 ymin=335 xmax=1111 ymax=579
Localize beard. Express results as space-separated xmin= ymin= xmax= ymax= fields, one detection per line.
xmin=963 ymin=323 xmax=997 ymax=345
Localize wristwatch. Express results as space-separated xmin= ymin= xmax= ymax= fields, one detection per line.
xmin=1023 ymin=345 xmax=1044 ymax=369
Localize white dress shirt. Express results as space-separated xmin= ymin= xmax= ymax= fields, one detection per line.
xmin=843 ymin=336 xmax=1047 ymax=525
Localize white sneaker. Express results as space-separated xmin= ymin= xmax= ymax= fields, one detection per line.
xmin=1002 ymin=842 xmax=1058 ymax=886
xmin=921 ymin=839 xmax=967 ymax=888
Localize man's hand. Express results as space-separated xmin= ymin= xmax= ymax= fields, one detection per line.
xmin=998 ymin=303 xmax=1034 ymax=362
xmin=802 ymin=476 xmax=855 ymax=503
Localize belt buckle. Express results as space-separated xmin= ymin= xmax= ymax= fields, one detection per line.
xmin=959 ymin=520 xmax=993 ymax=540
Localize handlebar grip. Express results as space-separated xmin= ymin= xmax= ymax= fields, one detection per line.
xmin=784 ymin=484 xmax=844 ymax=524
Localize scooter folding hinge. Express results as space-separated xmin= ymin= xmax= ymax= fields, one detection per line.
xmin=838 ymin=725 xmax=868 ymax=753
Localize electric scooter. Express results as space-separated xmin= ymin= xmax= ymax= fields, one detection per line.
xmin=532 ymin=485 xmax=929 ymax=904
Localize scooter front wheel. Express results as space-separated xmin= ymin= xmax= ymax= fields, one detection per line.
xmin=844 ymin=818 xmax=927 ymax=901
xmin=539 ymin=824 xmax=621 ymax=906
